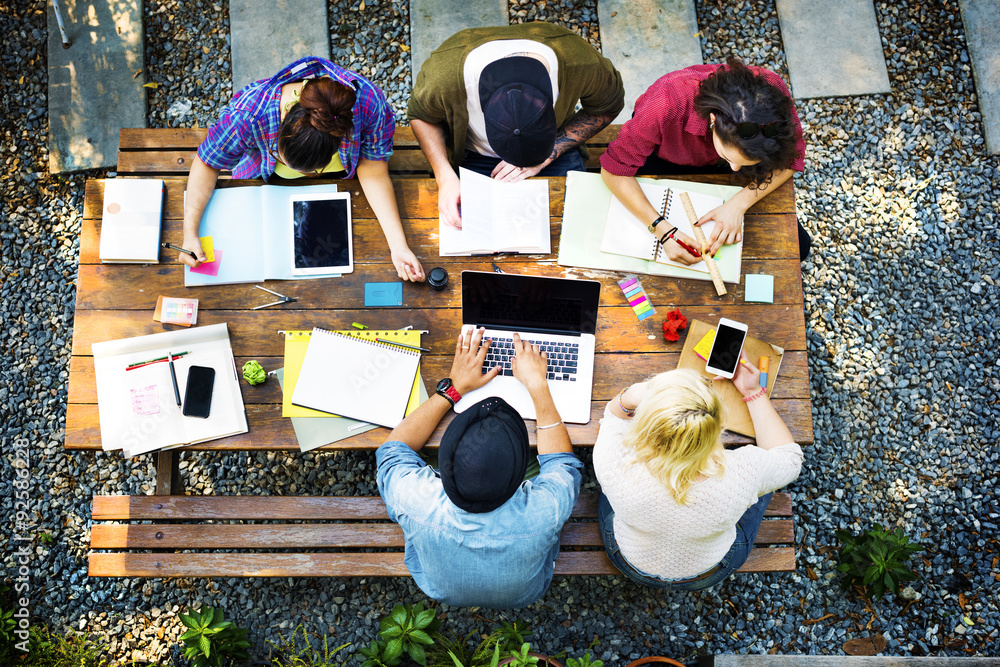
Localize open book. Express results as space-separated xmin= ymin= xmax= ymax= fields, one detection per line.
xmin=438 ymin=168 xmax=550 ymax=255
xmin=185 ymin=183 xmax=346 ymax=286
xmin=600 ymin=183 xmax=742 ymax=283
xmin=92 ymin=323 xmax=248 ymax=457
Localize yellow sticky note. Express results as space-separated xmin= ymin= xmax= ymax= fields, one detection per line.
xmin=693 ymin=330 xmax=715 ymax=361
xmin=199 ymin=236 xmax=215 ymax=263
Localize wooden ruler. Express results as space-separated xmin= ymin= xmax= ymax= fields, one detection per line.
xmin=679 ymin=191 xmax=727 ymax=296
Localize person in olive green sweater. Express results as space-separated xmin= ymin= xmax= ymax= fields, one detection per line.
xmin=407 ymin=23 xmax=625 ymax=228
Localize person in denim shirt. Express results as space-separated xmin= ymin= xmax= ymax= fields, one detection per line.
xmin=178 ymin=56 xmax=425 ymax=281
xmin=377 ymin=328 xmax=583 ymax=608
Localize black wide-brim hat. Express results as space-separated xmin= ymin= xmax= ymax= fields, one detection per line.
xmin=439 ymin=396 xmax=529 ymax=514
xmin=479 ymin=56 xmax=557 ymax=168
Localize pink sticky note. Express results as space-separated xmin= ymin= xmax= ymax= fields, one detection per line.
xmin=190 ymin=249 xmax=223 ymax=276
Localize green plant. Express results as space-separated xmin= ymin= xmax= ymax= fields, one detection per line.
xmin=426 ymin=630 xmax=503 ymax=667
xmin=39 ymin=532 xmax=56 ymax=545
xmin=495 ymin=621 xmax=531 ymax=652
xmin=503 ymin=643 xmax=539 ymax=667
xmin=178 ymin=606 xmax=251 ymax=667
xmin=12 ymin=626 xmax=111 ymax=667
xmin=836 ymin=524 xmax=923 ymax=600
xmin=268 ymin=624 xmax=350 ymax=667
xmin=565 ymin=653 xmax=603 ymax=667
xmin=357 ymin=638 xmax=395 ymax=667
xmin=375 ymin=602 xmax=440 ymax=666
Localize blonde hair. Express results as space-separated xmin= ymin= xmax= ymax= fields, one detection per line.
xmin=622 ymin=369 xmax=727 ymax=504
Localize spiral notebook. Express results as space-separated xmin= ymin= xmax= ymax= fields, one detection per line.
xmin=290 ymin=327 xmax=421 ymax=427
xmin=599 ymin=182 xmax=742 ymax=283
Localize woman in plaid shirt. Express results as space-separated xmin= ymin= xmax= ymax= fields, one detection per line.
xmin=180 ymin=57 xmax=425 ymax=281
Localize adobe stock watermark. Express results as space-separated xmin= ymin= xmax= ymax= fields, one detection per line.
xmin=10 ymin=436 xmax=32 ymax=653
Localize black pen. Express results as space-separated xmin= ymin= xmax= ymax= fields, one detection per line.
xmin=376 ymin=338 xmax=430 ymax=352
xmin=161 ymin=242 xmax=198 ymax=261
xmin=491 ymin=262 xmax=504 ymax=274
xmin=167 ymin=350 xmax=181 ymax=406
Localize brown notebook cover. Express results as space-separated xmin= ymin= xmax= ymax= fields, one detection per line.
xmin=677 ymin=319 xmax=785 ymax=438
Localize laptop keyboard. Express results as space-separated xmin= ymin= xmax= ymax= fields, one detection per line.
xmin=482 ymin=337 xmax=580 ymax=382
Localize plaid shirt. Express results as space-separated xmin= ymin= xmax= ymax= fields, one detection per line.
xmin=198 ymin=57 xmax=395 ymax=180
xmin=601 ymin=64 xmax=805 ymax=177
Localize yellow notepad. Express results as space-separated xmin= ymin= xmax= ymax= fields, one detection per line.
xmin=282 ymin=330 xmax=424 ymax=418
xmin=693 ymin=329 xmax=715 ymax=361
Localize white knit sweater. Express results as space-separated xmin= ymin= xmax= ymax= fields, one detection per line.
xmin=593 ymin=405 xmax=803 ymax=579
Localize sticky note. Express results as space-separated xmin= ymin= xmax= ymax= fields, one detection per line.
xmin=744 ymin=274 xmax=774 ymax=303
xmin=199 ymin=236 xmax=215 ymax=263
xmin=693 ymin=330 xmax=715 ymax=361
xmin=365 ymin=282 xmax=403 ymax=307
xmin=190 ymin=249 xmax=223 ymax=277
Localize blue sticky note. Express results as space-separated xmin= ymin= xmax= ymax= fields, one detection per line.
xmin=744 ymin=274 xmax=774 ymax=303
xmin=365 ymin=282 xmax=403 ymax=307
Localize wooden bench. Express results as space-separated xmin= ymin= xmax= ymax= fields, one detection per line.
xmin=114 ymin=125 xmax=626 ymax=177
xmin=89 ymin=492 xmax=794 ymax=577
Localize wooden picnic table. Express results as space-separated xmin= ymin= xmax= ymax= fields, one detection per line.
xmin=67 ymin=173 xmax=812 ymax=462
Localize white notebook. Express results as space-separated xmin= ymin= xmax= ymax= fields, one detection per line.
xmin=100 ymin=179 xmax=164 ymax=263
xmin=91 ymin=323 xmax=248 ymax=457
xmin=600 ymin=182 xmax=742 ymax=284
xmin=438 ymin=168 xmax=550 ymax=255
xmin=290 ymin=328 xmax=421 ymax=427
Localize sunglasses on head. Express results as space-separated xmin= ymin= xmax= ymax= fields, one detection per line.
xmin=733 ymin=120 xmax=781 ymax=139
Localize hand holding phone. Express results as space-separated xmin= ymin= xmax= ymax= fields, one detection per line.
xmin=728 ymin=355 xmax=762 ymax=396
xmin=705 ymin=318 xmax=748 ymax=380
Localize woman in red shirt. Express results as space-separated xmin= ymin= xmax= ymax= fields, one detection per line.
xmin=601 ymin=57 xmax=810 ymax=261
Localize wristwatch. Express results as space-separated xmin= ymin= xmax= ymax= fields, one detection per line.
xmin=646 ymin=215 xmax=666 ymax=234
xmin=435 ymin=378 xmax=462 ymax=407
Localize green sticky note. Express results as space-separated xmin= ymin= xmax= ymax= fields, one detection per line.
xmin=744 ymin=274 xmax=774 ymax=303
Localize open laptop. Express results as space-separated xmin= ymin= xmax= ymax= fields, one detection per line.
xmin=456 ymin=271 xmax=601 ymax=424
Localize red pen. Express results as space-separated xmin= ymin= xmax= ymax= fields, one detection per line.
xmin=672 ymin=237 xmax=702 ymax=258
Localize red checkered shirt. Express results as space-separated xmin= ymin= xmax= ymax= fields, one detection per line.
xmin=600 ymin=64 xmax=806 ymax=177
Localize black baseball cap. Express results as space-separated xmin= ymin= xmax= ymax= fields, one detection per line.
xmin=479 ymin=56 xmax=557 ymax=168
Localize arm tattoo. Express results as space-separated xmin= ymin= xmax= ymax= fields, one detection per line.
xmin=548 ymin=110 xmax=615 ymax=161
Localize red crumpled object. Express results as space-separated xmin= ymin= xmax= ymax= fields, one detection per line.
xmin=661 ymin=309 xmax=688 ymax=342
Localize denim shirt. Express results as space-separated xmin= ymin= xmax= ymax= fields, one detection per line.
xmin=376 ymin=441 xmax=583 ymax=608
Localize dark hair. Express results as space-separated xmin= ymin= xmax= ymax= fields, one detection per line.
xmin=276 ymin=77 xmax=356 ymax=172
xmin=693 ymin=57 xmax=799 ymax=189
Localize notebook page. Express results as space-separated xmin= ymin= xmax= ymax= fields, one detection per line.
xmin=290 ymin=329 xmax=420 ymax=427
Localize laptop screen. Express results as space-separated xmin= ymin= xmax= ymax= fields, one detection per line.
xmin=462 ymin=271 xmax=600 ymax=335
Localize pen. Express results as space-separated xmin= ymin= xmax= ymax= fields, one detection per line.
xmin=759 ymin=356 xmax=769 ymax=389
xmin=491 ymin=262 xmax=504 ymax=274
xmin=376 ymin=338 xmax=430 ymax=352
xmin=167 ymin=350 xmax=181 ymax=406
xmin=673 ymin=238 xmax=702 ymax=258
xmin=126 ymin=351 xmax=189 ymax=370
xmin=161 ymin=242 xmax=198 ymax=261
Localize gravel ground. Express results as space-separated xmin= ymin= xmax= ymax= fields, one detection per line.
xmin=2 ymin=0 xmax=998 ymax=663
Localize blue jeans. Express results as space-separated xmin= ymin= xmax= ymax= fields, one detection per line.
xmin=460 ymin=149 xmax=586 ymax=178
xmin=597 ymin=491 xmax=773 ymax=591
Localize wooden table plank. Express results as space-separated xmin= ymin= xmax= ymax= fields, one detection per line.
xmin=91 ymin=492 xmax=791 ymax=521
xmin=68 ymin=352 xmax=810 ymax=405
xmin=69 ymin=306 xmax=807 ymax=359
xmin=88 ymin=547 xmax=793 ymax=577
xmin=73 ymin=260 xmax=805 ymax=310
xmin=66 ymin=398 xmax=814 ymax=450
xmin=82 ymin=175 xmax=798 ymax=222
xmin=90 ymin=519 xmax=791 ymax=549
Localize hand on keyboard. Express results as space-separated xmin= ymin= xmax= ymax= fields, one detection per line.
xmin=451 ymin=327 xmax=501 ymax=395
xmin=511 ymin=333 xmax=549 ymax=394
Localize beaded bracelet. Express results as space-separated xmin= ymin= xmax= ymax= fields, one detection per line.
xmin=537 ymin=422 xmax=563 ymax=430
xmin=617 ymin=389 xmax=636 ymax=417
xmin=742 ymin=387 xmax=767 ymax=403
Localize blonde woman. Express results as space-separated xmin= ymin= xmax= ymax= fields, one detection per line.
xmin=593 ymin=360 xmax=802 ymax=590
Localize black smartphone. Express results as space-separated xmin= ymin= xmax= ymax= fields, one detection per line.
xmin=182 ymin=365 xmax=215 ymax=418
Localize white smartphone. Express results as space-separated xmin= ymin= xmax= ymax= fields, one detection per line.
xmin=705 ymin=318 xmax=749 ymax=379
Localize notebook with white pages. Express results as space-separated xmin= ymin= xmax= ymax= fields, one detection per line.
xmin=438 ymin=168 xmax=550 ymax=255
xmin=92 ymin=323 xmax=248 ymax=457
xmin=99 ymin=179 xmax=164 ymax=263
xmin=600 ymin=182 xmax=742 ymax=284
xmin=290 ymin=328 xmax=421 ymax=427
